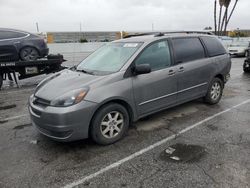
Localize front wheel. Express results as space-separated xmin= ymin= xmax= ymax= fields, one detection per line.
xmin=204 ymin=78 xmax=223 ymax=105
xmin=90 ymin=103 xmax=129 ymax=145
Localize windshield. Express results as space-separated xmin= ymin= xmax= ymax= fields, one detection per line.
xmin=77 ymin=42 xmax=142 ymax=75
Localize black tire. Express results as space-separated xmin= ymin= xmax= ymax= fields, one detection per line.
xmin=90 ymin=103 xmax=129 ymax=145
xmin=243 ymin=62 xmax=250 ymax=73
xmin=204 ymin=78 xmax=223 ymax=105
xmin=20 ymin=47 xmax=39 ymax=61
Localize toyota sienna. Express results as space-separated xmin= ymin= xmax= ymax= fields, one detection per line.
xmin=29 ymin=33 xmax=231 ymax=145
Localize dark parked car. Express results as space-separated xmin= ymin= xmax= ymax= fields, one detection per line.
xmin=29 ymin=33 xmax=231 ymax=145
xmin=243 ymin=49 xmax=250 ymax=72
xmin=0 ymin=28 xmax=49 ymax=61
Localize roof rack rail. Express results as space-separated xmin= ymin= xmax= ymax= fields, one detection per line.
xmin=154 ymin=31 xmax=214 ymax=37
xmin=123 ymin=31 xmax=214 ymax=38
xmin=123 ymin=32 xmax=156 ymax=38
xmin=154 ymin=32 xmax=165 ymax=37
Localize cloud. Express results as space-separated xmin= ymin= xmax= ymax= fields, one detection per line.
xmin=0 ymin=0 xmax=249 ymax=32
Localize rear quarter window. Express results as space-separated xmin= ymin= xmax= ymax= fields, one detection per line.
xmin=0 ymin=30 xmax=27 ymax=40
xmin=171 ymin=37 xmax=206 ymax=63
xmin=201 ymin=36 xmax=226 ymax=57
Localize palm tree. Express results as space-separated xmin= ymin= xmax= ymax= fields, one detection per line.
xmin=223 ymin=0 xmax=239 ymax=34
xmin=220 ymin=0 xmax=231 ymax=35
xmin=213 ymin=0 xmax=239 ymax=36
xmin=217 ymin=0 xmax=224 ymax=35
xmin=214 ymin=0 xmax=217 ymax=35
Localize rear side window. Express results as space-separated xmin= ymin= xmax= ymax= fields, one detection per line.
xmin=201 ymin=36 xmax=226 ymax=57
xmin=172 ymin=37 xmax=206 ymax=63
xmin=135 ymin=40 xmax=172 ymax=71
xmin=0 ymin=31 xmax=27 ymax=40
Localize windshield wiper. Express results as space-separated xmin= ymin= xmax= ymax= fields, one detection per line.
xmin=76 ymin=69 xmax=94 ymax=75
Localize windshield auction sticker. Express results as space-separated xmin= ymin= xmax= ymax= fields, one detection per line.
xmin=123 ymin=43 xmax=138 ymax=48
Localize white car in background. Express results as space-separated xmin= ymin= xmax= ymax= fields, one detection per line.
xmin=228 ymin=41 xmax=250 ymax=57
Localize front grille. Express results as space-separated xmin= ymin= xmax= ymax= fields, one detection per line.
xmin=33 ymin=97 xmax=50 ymax=107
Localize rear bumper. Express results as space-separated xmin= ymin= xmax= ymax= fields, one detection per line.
xmin=40 ymin=48 xmax=49 ymax=57
xmin=224 ymin=73 xmax=230 ymax=83
xmin=29 ymin=96 xmax=97 ymax=142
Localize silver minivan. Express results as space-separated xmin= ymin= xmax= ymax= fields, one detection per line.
xmin=29 ymin=33 xmax=231 ymax=145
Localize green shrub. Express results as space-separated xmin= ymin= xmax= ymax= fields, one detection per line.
xmin=79 ymin=38 xmax=88 ymax=43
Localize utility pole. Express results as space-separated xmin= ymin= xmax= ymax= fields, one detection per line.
xmin=152 ymin=23 xmax=154 ymax=32
xmin=120 ymin=31 xmax=123 ymax=39
xmin=36 ymin=22 xmax=39 ymax=33
xmin=78 ymin=22 xmax=82 ymax=42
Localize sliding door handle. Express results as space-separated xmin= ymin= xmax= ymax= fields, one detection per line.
xmin=178 ymin=67 xmax=184 ymax=72
xmin=168 ymin=70 xmax=175 ymax=75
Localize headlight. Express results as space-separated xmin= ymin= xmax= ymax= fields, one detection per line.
xmin=50 ymin=89 xmax=88 ymax=107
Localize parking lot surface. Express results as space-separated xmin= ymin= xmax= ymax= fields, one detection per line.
xmin=0 ymin=57 xmax=249 ymax=188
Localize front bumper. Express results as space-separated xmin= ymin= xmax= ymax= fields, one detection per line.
xmin=29 ymin=96 xmax=97 ymax=142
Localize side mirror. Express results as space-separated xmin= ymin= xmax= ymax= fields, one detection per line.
xmin=133 ymin=64 xmax=151 ymax=75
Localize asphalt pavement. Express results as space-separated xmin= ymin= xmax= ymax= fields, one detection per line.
xmin=0 ymin=56 xmax=249 ymax=188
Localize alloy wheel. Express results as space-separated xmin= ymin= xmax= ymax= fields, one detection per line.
xmin=21 ymin=47 xmax=39 ymax=61
xmin=210 ymin=82 xmax=221 ymax=101
xmin=100 ymin=111 xmax=124 ymax=139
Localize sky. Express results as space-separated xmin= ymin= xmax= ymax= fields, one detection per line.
xmin=0 ymin=0 xmax=249 ymax=33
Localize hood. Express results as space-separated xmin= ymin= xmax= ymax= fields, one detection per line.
xmin=35 ymin=69 xmax=104 ymax=101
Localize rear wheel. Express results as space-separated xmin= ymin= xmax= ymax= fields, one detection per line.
xmin=90 ymin=103 xmax=129 ymax=145
xmin=243 ymin=61 xmax=250 ymax=73
xmin=20 ymin=47 xmax=39 ymax=61
xmin=204 ymin=78 xmax=223 ymax=105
